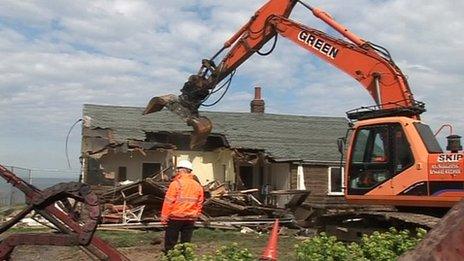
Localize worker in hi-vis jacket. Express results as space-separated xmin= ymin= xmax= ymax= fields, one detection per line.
xmin=161 ymin=159 xmax=204 ymax=254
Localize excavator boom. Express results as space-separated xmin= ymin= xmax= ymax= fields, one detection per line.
xmin=144 ymin=0 xmax=420 ymax=148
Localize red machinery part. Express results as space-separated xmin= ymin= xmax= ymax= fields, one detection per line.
xmin=0 ymin=164 xmax=129 ymax=260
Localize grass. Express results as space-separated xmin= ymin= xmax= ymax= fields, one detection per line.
xmin=96 ymin=228 xmax=303 ymax=259
xmin=96 ymin=230 xmax=159 ymax=247
xmin=7 ymin=227 xmax=49 ymax=233
xmin=194 ymin=228 xmax=302 ymax=259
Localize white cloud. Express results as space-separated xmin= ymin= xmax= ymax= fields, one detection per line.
xmin=1 ymin=0 xmax=463 ymax=172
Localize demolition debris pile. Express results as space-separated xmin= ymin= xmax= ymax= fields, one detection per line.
xmin=97 ymin=175 xmax=309 ymax=229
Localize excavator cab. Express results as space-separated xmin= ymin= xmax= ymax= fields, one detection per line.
xmin=347 ymin=122 xmax=414 ymax=195
xmin=345 ymin=116 xmax=464 ymax=208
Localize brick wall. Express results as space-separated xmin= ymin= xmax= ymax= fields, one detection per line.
xmin=290 ymin=164 xmax=347 ymax=207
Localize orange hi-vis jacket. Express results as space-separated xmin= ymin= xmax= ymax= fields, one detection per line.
xmin=161 ymin=172 xmax=204 ymax=221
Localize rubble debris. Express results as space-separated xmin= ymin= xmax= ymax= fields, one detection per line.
xmin=98 ymin=217 xmax=294 ymax=231
xmin=240 ymin=227 xmax=256 ymax=234
xmin=101 ymin=204 xmax=145 ymax=224
xmin=82 ymin=126 xmax=176 ymax=158
xmin=96 ymin=176 xmax=310 ymax=230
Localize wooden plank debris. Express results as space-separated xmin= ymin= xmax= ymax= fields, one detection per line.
xmin=96 ymin=177 xmax=309 ymax=229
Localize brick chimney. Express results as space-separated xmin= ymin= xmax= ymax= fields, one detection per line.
xmin=250 ymin=86 xmax=265 ymax=113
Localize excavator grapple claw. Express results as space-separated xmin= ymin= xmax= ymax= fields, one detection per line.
xmin=187 ymin=116 xmax=213 ymax=149
xmin=143 ymin=94 xmax=178 ymax=115
xmin=144 ymin=94 xmax=212 ymax=149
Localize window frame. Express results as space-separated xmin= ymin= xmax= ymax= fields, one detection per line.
xmin=328 ymin=166 xmax=345 ymax=196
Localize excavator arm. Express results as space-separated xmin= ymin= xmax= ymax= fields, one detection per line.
xmin=144 ymin=0 xmax=422 ymax=148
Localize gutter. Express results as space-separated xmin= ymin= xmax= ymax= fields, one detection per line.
xmin=272 ymin=158 xmax=344 ymax=165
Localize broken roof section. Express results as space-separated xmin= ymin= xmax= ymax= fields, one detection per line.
xmin=82 ymin=104 xmax=348 ymax=162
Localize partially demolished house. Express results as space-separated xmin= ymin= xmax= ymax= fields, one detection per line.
xmin=81 ymin=94 xmax=349 ymax=210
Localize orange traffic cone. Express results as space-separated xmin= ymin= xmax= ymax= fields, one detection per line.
xmin=260 ymin=219 xmax=280 ymax=261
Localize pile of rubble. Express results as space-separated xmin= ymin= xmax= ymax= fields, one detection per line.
xmin=97 ymin=176 xmax=310 ymax=230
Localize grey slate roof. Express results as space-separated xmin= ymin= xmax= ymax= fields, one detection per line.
xmin=83 ymin=104 xmax=349 ymax=162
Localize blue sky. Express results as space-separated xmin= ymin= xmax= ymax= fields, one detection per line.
xmin=0 ymin=0 xmax=463 ymax=178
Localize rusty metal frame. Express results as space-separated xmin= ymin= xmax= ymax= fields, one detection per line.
xmin=0 ymin=164 xmax=129 ymax=260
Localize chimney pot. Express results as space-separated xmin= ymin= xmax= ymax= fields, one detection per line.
xmin=254 ymin=87 xmax=262 ymax=100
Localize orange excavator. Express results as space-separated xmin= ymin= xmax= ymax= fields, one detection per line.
xmin=144 ymin=0 xmax=464 ymax=216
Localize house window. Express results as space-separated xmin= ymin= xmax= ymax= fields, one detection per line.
xmin=118 ymin=166 xmax=127 ymax=182
xmin=328 ymin=167 xmax=344 ymax=195
xmin=142 ymin=163 xmax=161 ymax=179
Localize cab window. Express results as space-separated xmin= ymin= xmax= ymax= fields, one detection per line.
xmin=348 ymin=123 xmax=414 ymax=195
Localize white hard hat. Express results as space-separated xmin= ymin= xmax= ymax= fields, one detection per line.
xmin=176 ymin=159 xmax=193 ymax=171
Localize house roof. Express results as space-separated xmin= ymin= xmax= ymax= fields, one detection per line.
xmin=83 ymin=104 xmax=349 ymax=162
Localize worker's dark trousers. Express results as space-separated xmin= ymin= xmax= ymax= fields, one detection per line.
xmin=164 ymin=219 xmax=195 ymax=253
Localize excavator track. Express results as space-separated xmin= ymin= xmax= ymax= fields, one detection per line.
xmin=355 ymin=211 xmax=439 ymax=229
xmin=316 ymin=210 xmax=440 ymax=241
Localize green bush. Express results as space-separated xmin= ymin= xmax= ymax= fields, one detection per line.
xmin=295 ymin=232 xmax=358 ymax=261
xmin=162 ymin=242 xmax=255 ymax=261
xmin=161 ymin=228 xmax=426 ymax=261
xmin=202 ymin=243 xmax=255 ymax=261
xmin=359 ymin=228 xmax=426 ymax=261
xmin=295 ymin=228 xmax=426 ymax=261
xmin=162 ymin=243 xmax=198 ymax=261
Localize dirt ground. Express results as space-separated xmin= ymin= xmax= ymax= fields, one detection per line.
xmin=11 ymin=232 xmax=296 ymax=261
xmin=6 ymin=228 xmax=303 ymax=260
xmin=0 ymin=223 xmax=302 ymax=261
xmin=11 ymin=245 xmax=164 ymax=260
xmin=10 ymin=239 xmax=271 ymax=260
